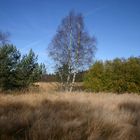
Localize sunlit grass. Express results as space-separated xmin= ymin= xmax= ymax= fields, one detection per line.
xmin=0 ymin=83 xmax=140 ymax=140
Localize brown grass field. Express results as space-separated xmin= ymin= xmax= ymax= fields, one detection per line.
xmin=0 ymin=82 xmax=140 ymax=140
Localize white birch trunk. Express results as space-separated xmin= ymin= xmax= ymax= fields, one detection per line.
xmin=58 ymin=70 xmax=64 ymax=91
xmin=69 ymin=71 xmax=77 ymax=92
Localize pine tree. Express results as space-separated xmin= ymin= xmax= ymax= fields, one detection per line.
xmin=0 ymin=44 xmax=21 ymax=90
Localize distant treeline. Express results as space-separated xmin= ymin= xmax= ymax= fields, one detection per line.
xmin=84 ymin=57 xmax=140 ymax=93
xmin=41 ymin=71 xmax=85 ymax=82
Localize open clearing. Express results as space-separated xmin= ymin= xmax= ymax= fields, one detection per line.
xmin=0 ymin=83 xmax=140 ymax=140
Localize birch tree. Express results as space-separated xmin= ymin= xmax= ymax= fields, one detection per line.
xmin=48 ymin=11 xmax=96 ymax=92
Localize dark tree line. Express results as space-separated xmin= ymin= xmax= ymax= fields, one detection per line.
xmin=0 ymin=32 xmax=46 ymax=91
xmin=40 ymin=71 xmax=85 ymax=83
xmin=84 ymin=57 xmax=140 ymax=93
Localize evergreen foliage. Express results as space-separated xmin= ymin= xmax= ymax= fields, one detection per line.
xmin=84 ymin=57 xmax=140 ymax=93
xmin=0 ymin=45 xmax=46 ymax=90
xmin=0 ymin=44 xmax=21 ymax=90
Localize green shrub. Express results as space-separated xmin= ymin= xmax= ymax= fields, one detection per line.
xmin=84 ymin=57 xmax=140 ymax=93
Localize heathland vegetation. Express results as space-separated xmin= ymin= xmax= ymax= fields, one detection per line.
xmin=0 ymin=86 xmax=140 ymax=140
xmin=0 ymin=11 xmax=140 ymax=140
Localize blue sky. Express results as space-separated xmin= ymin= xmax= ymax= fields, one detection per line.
xmin=0 ymin=0 xmax=140 ymax=72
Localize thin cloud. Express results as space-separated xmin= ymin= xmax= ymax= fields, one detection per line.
xmin=84 ymin=5 xmax=108 ymax=17
xmin=20 ymin=39 xmax=43 ymax=54
xmin=24 ymin=40 xmax=42 ymax=48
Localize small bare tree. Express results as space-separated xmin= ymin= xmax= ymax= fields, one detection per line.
xmin=0 ymin=31 xmax=10 ymax=45
xmin=48 ymin=11 xmax=96 ymax=92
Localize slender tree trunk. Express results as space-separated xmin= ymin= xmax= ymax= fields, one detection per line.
xmin=69 ymin=71 xmax=77 ymax=92
xmin=58 ymin=70 xmax=64 ymax=91
xmin=67 ymin=26 xmax=73 ymax=92
xmin=69 ymin=23 xmax=81 ymax=92
xmin=66 ymin=72 xmax=71 ymax=91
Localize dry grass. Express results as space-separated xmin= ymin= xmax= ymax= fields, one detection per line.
xmin=0 ymin=83 xmax=140 ymax=140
